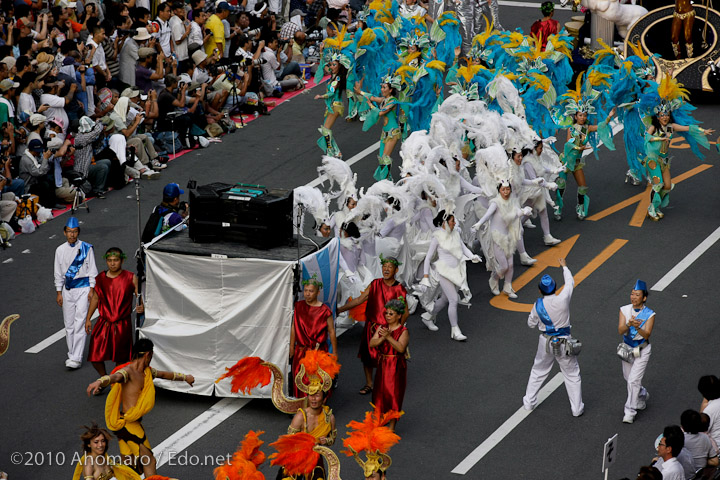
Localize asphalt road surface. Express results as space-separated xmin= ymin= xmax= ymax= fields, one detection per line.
xmin=2 ymin=4 xmax=720 ymax=479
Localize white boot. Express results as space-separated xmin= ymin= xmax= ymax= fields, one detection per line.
xmin=489 ymin=276 xmax=500 ymax=295
xmin=543 ymin=234 xmax=561 ymax=246
xmin=503 ymin=282 xmax=518 ymax=299
xmin=450 ymin=326 xmax=467 ymax=341
xmin=519 ymin=252 xmax=537 ymax=265
xmin=523 ymin=219 xmax=536 ymax=229
xmin=421 ymin=312 xmax=439 ymax=331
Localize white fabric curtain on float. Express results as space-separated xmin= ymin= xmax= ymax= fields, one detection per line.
xmin=140 ymin=250 xmax=295 ymax=397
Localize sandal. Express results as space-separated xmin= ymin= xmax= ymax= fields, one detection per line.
xmin=358 ymin=385 xmax=372 ymax=395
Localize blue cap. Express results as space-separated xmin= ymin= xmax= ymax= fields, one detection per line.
xmin=65 ymin=216 xmax=79 ymax=229
xmin=28 ymin=139 xmax=45 ymax=152
xmin=633 ymin=279 xmax=647 ymax=292
xmin=216 ymin=1 xmax=232 ymax=10
xmin=17 ymin=111 xmax=30 ymax=123
xmin=539 ymin=274 xmax=556 ymax=295
xmin=163 ymin=183 xmax=184 ymax=198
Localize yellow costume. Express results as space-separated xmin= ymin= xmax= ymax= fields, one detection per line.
xmin=71 ymin=454 xmax=142 ymax=480
xmin=105 ymin=367 xmax=156 ymax=459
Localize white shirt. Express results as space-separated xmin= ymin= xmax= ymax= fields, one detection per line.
xmin=40 ymin=93 xmax=69 ymax=134
xmin=192 ymin=67 xmax=211 ymax=84
xmin=620 ymin=303 xmax=655 ymax=342
xmin=528 ymin=266 xmax=574 ymax=334
xmin=0 ymin=96 xmax=15 ymax=118
xmin=18 ymin=92 xmax=36 ymax=115
xmin=189 ymin=21 xmax=204 ymax=49
xmin=684 ymin=433 xmax=717 ymax=470
xmin=169 ymin=15 xmax=189 ymax=61
xmin=87 ymin=37 xmax=107 ymax=70
xmin=155 ymin=17 xmax=173 ymax=57
xmin=261 ymin=47 xmax=280 ymax=88
xmin=53 ymin=241 xmax=98 ymax=291
xmin=659 ymin=457 xmax=685 ymax=480
xmin=705 ymin=399 xmax=720 ymax=446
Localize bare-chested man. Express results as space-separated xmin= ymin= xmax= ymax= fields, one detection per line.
xmin=672 ymin=0 xmax=695 ymax=58
xmin=86 ymin=338 xmax=194 ymax=477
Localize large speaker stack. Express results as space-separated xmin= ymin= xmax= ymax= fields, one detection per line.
xmin=189 ymin=182 xmax=294 ymax=249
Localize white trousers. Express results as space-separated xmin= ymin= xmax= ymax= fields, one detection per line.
xmin=62 ymin=287 xmax=90 ymax=363
xmin=523 ymin=335 xmax=584 ymax=416
xmin=622 ymin=342 xmax=652 ymax=417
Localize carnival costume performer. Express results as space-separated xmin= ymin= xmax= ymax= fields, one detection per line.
xmin=270 ymin=430 xmax=341 ymax=480
xmin=342 ymin=405 xmax=403 ymax=478
xmin=290 ymin=274 xmax=337 ymax=397
xmin=337 ymin=255 xmax=408 ymax=396
xmin=369 ymin=299 xmax=409 ymax=425
xmin=55 ymin=216 xmax=98 ymax=369
xmin=522 ymin=258 xmax=584 ymax=417
xmin=672 ymin=0 xmax=696 ymax=58
xmin=86 ymin=247 xmax=142 ymax=381
xmin=618 ymin=280 xmax=655 ymax=424
xmin=315 ymin=26 xmax=354 ymax=158
xmin=420 ymin=211 xmax=481 ymax=341
xmin=518 ymin=141 xmax=562 ymax=246
xmin=86 ymin=339 xmax=195 ymax=477
xmin=355 ymin=73 xmax=403 ymax=181
xmin=638 ymin=75 xmax=712 ymax=220
xmin=455 ymin=0 xmax=504 ymax=55
xmin=530 ymin=1 xmax=559 ymax=50
xmin=554 ymin=73 xmax=617 ymax=221
xmin=72 ymin=423 xmax=142 ymax=480
xmin=472 ymin=180 xmax=533 ymax=299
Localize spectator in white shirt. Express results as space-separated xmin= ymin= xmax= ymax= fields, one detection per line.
xmin=681 ymin=409 xmax=719 ymax=471
xmin=700 ymin=375 xmax=720 ymax=446
xmin=40 ymin=79 xmax=77 ymax=135
xmin=169 ymin=2 xmax=191 ymax=71
xmin=154 ymin=3 xmax=174 ymax=57
xmin=86 ymin=23 xmax=111 ymax=82
xmin=18 ymin=72 xmax=50 ymax=116
xmin=656 ymin=426 xmax=687 ymax=480
xmin=260 ymin=32 xmax=302 ymax=97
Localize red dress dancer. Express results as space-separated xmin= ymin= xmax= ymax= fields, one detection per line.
xmin=530 ymin=2 xmax=559 ymax=50
xmin=291 ymin=300 xmax=333 ymax=397
xmin=88 ymin=270 xmax=135 ymax=363
xmin=359 ymin=278 xmax=407 ymax=367
xmin=373 ymin=325 xmax=408 ymax=413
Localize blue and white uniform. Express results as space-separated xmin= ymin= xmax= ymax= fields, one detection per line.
xmin=620 ymin=302 xmax=654 ymax=419
xmin=54 ymin=238 xmax=98 ymax=366
xmin=523 ymin=266 xmax=584 ymax=417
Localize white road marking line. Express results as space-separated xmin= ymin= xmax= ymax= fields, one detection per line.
xmin=306 ymin=141 xmax=381 ymax=188
xmin=651 ymin=225 xmax=720 ymax=292
xmin=451 ymin=373 xmax=565 ymax=475
xmin=25 ymin=310 xmax=99 ymax=354
xmin=155 ymin=397 xmax=250 ymax=468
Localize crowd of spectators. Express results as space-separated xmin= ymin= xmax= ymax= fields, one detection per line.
xmin=621 ymin=375 xmax=720 ymax=480
xmin=0 ymin=0 xmax=362 ymax=243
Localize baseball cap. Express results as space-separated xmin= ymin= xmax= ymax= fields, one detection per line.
xmin=59 ymin=0 xmax=78 ymax=7
xmin=138 ymin=47 xmax=157 ymax=59
xmin=318 ymin=17 xmax=330 ymax=29
xmin=0 ymin=56 xmax=16 ymax=70
xmin=28 ymin=139 xmax=45 ymax=152
xmin=290 ymin=8 xmax=306 ymax=16
xmin=0 ymin=79 xmax=19 ymax=92
xmin=216 ymin=1 xmax=232 ymax=11
xmin=29 ymin=113 xmax=47 ymax=126
xmin=163 ymin=183 xmax=184 ymax=198
xmin=16 ymin=17 xmax=34 ymax=29
xmin=62 ymin=56 xmax=81 ymax=67
xmin=100 ymin=116 xmax=115 ymax=132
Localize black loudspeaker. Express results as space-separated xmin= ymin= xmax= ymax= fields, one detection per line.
xmin=189 ymin=183 xmax=293 ymax=248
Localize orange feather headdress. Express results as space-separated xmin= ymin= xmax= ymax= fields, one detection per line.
xmin=342 ymin=405 xmax=403 ymax=477
xmin=214 ymin=430 xmax=267 ymax=480
xmin=295 ymin=349 xmax=341 ymax=395
xmin=269 ymin=433 xmax=321 ymax=477
xmin=216 ymin=357 xmax=272 ymax=394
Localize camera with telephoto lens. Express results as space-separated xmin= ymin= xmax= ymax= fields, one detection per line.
xmin=117 ymin=28 xmax=135 ymax=36
xmin=306 ymin=29 xmax=323 ymax=43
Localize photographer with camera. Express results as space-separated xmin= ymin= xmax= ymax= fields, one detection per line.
xmin=190 ymin=50 xmax=230 ymax=112
xmin=135 ymin=47 xmax=171 ymax=93
xmin=19 ymin=138 xmax=63 ymax=209
xmin=170 ymin=2 xmax=191 ymax=72
xmin=156 ymin=74 xmax=199 ymax=149
xmin=260 ymin=32 xmax=303 ymax=97
xmin=0 ymin=125 xmax=24 ymax=198
xmin=119 ymin=27 xmax=152 ymax=88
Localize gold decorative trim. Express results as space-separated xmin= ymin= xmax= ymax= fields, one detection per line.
xmin=262 ymin=362 xmax=307 ymax=414
xmin=0 ymin=314 xmax=20 ymax=356
xmin=314 ymin=445 xmax=341 ymax=480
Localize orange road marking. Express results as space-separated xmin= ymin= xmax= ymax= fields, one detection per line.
xmin=489 ymin=236 xmax=628 ymax=312
xmin=587 ymin=164 xmax=713 ymax=226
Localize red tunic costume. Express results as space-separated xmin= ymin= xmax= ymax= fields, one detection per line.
xmin=88 ymin=270 xmax=135 ymax=363
xmin=291 ymin=300 xmax=333 ymax=397
xmin=372 ymin=325 xmax=408 ymax=413
xmin=530 ymin=18 xmax=559 ymax=50
xmin=358 ymin=278 xmax=407 ymax=368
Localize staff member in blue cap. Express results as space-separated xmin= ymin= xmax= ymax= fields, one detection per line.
xmin=54 ymin=216 xmax=98 ymax=369
xmin=618 ymin=280 xmax=655 ymax=424
xmin=522 ymin=257 xmax=584 ymax=417
xmin=141 ymin=182 xmax=188 ymax=243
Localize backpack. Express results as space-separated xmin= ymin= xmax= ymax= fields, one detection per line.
xmin=153 ymin=131 xmax=184 ymax=156
xmin=15 ymin=194 xmax=39 ymax=220
xmin=141 ymin=207 xmax=164 ymax=244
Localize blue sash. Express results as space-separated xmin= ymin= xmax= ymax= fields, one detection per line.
xmin=623 ymin=306 xmax=654 ymax=347
xmin=535 ymin=298 xmax=570 ymax=337
xmin=64 ymin=242 xmax=92 ymax=290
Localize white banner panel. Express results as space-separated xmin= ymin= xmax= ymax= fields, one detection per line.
xmin=141 ymin=249 xmax=294 ymax=397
